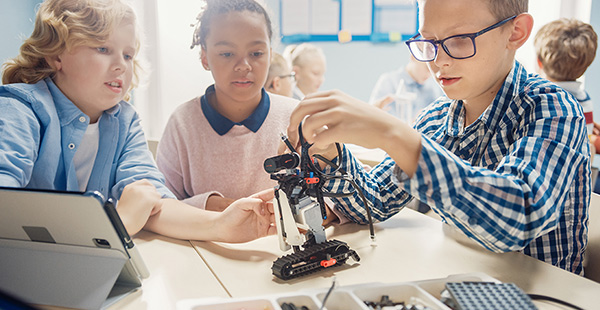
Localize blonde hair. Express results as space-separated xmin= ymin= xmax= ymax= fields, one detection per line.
xmin=265 ymin=52 xmax=288 ymax=86
xmin=534 ymin=18 xmax=598 ymax=81
xmin=283 ymin=43 xmax=326 ymax=69
xmin=2 ymin=0 xmax=141 ymax=100
xmin=484 ymin=0 xmax=528 ymax=20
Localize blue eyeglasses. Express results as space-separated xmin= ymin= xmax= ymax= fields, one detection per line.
xmin=406 ymin=15 xmax=518 ymax=62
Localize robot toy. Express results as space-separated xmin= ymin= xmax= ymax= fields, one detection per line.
xmin=263 ymin=125 xmax=373 ymax=280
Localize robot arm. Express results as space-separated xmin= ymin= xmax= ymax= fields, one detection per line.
xmin=273 ymin=188 xmax=326 ymax=252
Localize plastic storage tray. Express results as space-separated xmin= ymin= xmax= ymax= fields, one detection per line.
xmin=176 ymin=272 xmax=501 ymax=310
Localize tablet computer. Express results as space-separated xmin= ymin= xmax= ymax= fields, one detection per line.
xmin=0 ymin=186 xmax=149 ymax=310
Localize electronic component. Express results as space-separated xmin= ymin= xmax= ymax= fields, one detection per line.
xmin=443 ymin=282 xmax=537 ymax=310
xmin=264 ymin=127 xmax=373 ymax=280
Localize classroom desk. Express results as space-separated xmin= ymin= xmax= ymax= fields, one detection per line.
xmin=107 ymin=230 xmax=228 ymax=310
xmin=190 ymin=208 xmax=600 ymax=310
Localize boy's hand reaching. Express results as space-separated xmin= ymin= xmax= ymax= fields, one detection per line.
xmin=289 ymin=90 xmax=397 ymax=150
xmin=288 ymin=89 xmax=422 ymax=177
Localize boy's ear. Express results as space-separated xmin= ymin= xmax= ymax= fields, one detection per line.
xmin=200 ymin=48 xmax=210 ymax=71
xmin=44 ymin=55 xmax=62 ymax=71
xmin=507 ymin=13 xmax=534 ymax=50
xmin=270 ymin=76 xmax=281 ymax=91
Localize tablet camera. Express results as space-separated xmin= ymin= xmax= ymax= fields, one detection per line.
xmin=93 ymin=238 xmax=111 ymax=248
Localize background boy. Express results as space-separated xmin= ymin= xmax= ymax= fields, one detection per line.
xmin=287 ymin=0 xmax=590 ymax=275
xmin=265 ymin=52 xmax=295 ymax=97
xmin=535 ymin=18 xmax=597 ymax=139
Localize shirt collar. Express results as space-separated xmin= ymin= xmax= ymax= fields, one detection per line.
xmin=46 ymin=78 xmax=87 ymax=125
xmin=445 ymin=61 xmax=523 ymax=137
xmin=45 ymin=77 xmax=121 ymax=126
xmin=201 ymin=84 xmax=270 ymax=135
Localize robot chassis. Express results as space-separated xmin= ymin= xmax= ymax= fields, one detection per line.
xmin=263 ymin=128 xmax=366 ymax=280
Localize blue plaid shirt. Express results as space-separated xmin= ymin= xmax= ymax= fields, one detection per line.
xmin=326 ymin=61 xmax=590 ymax=275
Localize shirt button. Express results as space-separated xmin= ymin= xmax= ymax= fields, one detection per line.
xmin=468 ymin=217 xmax=478 ymax=225
xmin=79 ymin=116 xmax=86 ymax=123
xmin=68 ymin=143 xmax=75 ymax=149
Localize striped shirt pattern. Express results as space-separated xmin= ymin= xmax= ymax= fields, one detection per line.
xmin=326 ymin=61 xmax=590 ymax=274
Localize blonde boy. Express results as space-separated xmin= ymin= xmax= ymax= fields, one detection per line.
xmin=265 ymin=52 xmax=294 ymax=97
xmin=287 ymin=0 xmax=590 ymax=275
xmin=284 ymin=43 xmax=326 ymax=100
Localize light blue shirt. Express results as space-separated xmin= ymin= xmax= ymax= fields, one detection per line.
xmin=369 ymin=66 xmax=443 ymax=122
xmin=329 ymin=62 xmax=590 ymax=274
xmin=0 ymin=78 xmax=174 ymax=202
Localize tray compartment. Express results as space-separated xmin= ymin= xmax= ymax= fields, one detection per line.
xmin=352 ymin=283 xmax=450 ymax=310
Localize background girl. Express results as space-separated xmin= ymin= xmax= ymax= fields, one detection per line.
xmin=283 ymin=43 xmax=327 ymax=100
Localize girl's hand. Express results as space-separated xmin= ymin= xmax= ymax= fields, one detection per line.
xmin=213 ymin=188 xmax=276 ymax=243
xmin=206 ymin=195 xmax=235 ymax=212
xmin=117 ymin=179 xmax=162 ymax=235
xmin=593 ymin=122 xmax=600 ymax=136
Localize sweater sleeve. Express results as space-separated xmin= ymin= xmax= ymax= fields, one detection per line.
xmin=156 ymin=114 xmax=192 ymax=202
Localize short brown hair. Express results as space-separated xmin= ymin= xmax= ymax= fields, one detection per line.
xmin=535 ymin=18 xmax=598 ymax=81
xmin=484 ymin=0 xmax=528 ymax=20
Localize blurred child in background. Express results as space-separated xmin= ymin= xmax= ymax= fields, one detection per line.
xmin=369 ymin=54 xmax=443 ymax=124
xmin=264 ymin=52 xmax=294 ymax=97
xmin=283 ymin=43 xmax=326 ymax=100
xmin=534 ymin=18 xmax=598 ymax=156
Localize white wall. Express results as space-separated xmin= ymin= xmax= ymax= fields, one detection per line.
xmin=132 ymin=0 xmax=214 ymax=140
xmin=0 ymin=1 xmax=43 ymax=73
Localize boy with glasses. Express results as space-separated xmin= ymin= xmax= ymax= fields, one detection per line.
xmin=286 ymin=0 xmax=590 ymax=275
xmin=265 ymin=52 xmax=296 ymax=97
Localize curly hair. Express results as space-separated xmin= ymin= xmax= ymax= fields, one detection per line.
xmin=190 ymin=0 xmax=272 ymax=50
xmin=535 ymin=18 xmax=598 ymax=81
xmin=2 ymin=0 xmax=141 ymax=100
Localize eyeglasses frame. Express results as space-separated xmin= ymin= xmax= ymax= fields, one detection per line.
xmin=278 ymin=72 xmax=295 ymax=80
xmin=405 ymin=14 xmax=518 ymax=62
xmin=268 ymin=72 xmax=295 ymax=89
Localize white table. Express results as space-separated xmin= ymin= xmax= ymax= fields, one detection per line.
xmin=108 ymin=231 xmax=228 ymax=310
xmin=191 ymin=209 xmax=600 ymax=310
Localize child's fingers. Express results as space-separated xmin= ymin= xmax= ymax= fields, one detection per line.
xmin=251 ymin=188 xmax=275 ymax=202
xmin=375 ymin=95 xmax=394 ymax=109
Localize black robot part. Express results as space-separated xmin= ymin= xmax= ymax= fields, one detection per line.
xmin=264 ymin=124 xmax=371 ymax=281
xmin=264 ymin=153 xmax=300 ymax=174
xmin=272 ymin=239 xmax=360 ymax=280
